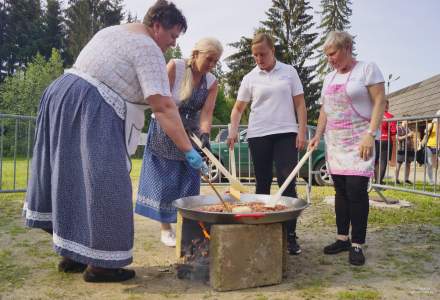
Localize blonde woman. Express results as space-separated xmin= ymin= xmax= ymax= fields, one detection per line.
xmin=135 ymin=38 xmax=223 ymax=247
xmin=227 ymin=32 xmax=307 ymax=255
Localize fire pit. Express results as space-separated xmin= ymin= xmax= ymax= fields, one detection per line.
xmin=174 ymin=192 xmax=309 ymax=291
xmin=175 ymin=215 xmax=287 ymax=291
xmin=176 ymin=220 xmax=211 ymax=282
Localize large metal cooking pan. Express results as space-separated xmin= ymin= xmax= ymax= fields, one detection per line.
xmin=173 ymin=193 xmax=309 ymax=224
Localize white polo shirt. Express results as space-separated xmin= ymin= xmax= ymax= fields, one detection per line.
xmin=237 ymin=61 xmax=304 ymax=138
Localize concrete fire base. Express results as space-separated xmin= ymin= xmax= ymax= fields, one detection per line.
xmin=175 ymin=213 xmax=286 ymax=291
xmin=209 ymin=224 xmax=284 ymax=291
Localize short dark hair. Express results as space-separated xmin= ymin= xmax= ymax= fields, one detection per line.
xmin=143 ymin=0 xmax=187 ymax=33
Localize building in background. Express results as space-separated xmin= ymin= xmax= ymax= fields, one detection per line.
xmin=388 ymin=74 xmax=440 ymax=117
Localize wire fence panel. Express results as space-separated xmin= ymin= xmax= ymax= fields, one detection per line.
xmin=3 ymin=112 xmax=440 ymax=200
xmin=372 ymin=114 xmax=440 ymax=198
xmin=0 ymin=114 xmax=36 ymax=193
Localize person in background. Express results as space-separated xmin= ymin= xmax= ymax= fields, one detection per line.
xmin=308 ymin=31 xmax=386 ymax=266
xmin=23 ymin=0 xmax=206 ymax=283
xmin=135 ymin=38 xmax=223 ymax=247
xmin=422 ymin=109 xmax=440 ymax=184
xmin=227 ymin=32 xmax=307 ymax=255
xmin=374 ymin=100 xmax=396 ymax=184
xmin=395 ymin=119 xmax=415 ymax=184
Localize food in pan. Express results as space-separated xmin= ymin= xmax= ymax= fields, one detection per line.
xmin=197 ymin=201 xmax=288 ymax=213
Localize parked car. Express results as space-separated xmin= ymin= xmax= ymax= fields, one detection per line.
xmin=204 ymin=126 xmax=331 ymax=186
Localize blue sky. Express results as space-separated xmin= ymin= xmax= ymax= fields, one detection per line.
xmin=124 ymin=0 xmax=440 ymax=93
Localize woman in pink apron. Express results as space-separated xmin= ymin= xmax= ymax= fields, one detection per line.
xmin=309 ymin=31 xmax=386 ymax=266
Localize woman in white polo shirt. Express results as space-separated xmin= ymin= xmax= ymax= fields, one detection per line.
xmin=227 ymin=32 xmax=307 ymax=255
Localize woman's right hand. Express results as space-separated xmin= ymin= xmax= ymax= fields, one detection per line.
xmin=308 ymin=136 xmax=320 ymax=151
xmin=226 ymin=131 xmax=238 ymax=149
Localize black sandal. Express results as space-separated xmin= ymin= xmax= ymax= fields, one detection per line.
xmin=83 ymin=268 xmax=136 ymax=283
xmin=58 ymin=257 xmax=87 ymax=273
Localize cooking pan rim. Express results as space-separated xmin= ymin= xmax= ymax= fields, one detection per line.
xmin=173 ymin=193 xmax=309 ymax=215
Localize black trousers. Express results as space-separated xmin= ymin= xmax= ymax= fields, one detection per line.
xmin=248 ymin=133 xmax=298 ymax=238
xmin=375 ymin=140 xmax=390 ymax=183
xmin=331 ymin=175 xmax=369 ymax=244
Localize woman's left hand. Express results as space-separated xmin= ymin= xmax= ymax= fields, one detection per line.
xmin=296 ymin=134 xmax=306 ymax=150
xmin=358 ymin=134 xmax=375 ymax=161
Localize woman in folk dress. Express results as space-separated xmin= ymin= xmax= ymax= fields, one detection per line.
xmin=135 ymin=38 xmax=222 ymax=247
xmin=23 ymin=0 xmax=206 ymax=282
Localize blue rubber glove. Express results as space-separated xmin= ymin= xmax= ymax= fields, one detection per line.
xmin=184 ymin=148 xmax=204 ymax=170
xmin=200 ymin=161 xmax=209 ymax=177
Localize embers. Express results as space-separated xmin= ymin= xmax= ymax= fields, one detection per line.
xmin=176 ymin=221 xmax=211 ymax=282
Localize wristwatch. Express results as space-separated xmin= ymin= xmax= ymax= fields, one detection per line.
xmin=366 ymin=129 xmax=376 ymax=137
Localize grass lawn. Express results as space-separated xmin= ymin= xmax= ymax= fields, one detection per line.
xmin=1 ymin=158 xmax=439 ymax=299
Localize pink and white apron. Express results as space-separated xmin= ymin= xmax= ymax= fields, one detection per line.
xmin=323 ymin=66 xmax=374 ymax=177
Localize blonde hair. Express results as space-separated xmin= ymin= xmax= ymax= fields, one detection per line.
xmin=179 ymin=38 xmax=223 ymax=101
xmin=323 ymin=31 xmax=353 ymax=52
xmin=251 ymin=32 xmax=275 ymax=49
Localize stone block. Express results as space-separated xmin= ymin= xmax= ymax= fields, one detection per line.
xmin=209 ymin=223 xmax=283 ymax=291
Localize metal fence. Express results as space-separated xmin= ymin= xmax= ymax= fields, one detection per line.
xmin=3 ymin=112 xmax=440 ymax=200
xmin=0 ymin=114 xmax=314 ymax=194
xmin=199 ymin=125 xmax=314 ymax=193
xmin=371 ymin=114 xmax=440 ymax=200
xmin=0 ymin=113 xmax=36 ymax=193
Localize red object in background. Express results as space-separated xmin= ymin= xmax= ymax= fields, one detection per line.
xmin=380 ymin=111 xmax=397 ymax=141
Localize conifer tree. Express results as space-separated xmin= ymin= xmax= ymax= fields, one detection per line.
xmin=224 ymin=36 xmax=254 ymax=99
xmin=164 ymin=44 xmax=182 ymax=62
xmin=65 ymin=0 xmax=124 ymax=63
xmin=42 ymin=0 xmax=65 ymax=60
xmin=226 ymin=0 xmax=321 ymax=121
xmin=126 ymin=11 xmax=139 ymax=23
xmin=316 ymin=0 xmax=353 ymax=78
xmin=0 ymin=0 xmax=45 ymax=78
xmin=0 ymin=0 xmax=8 ymax=81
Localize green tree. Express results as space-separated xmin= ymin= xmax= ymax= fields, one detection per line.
xmin=164 ymin=44 xmax=183 ymax=62
xmin=0 ymin=49 xmax=64 ymax=116
xmin=99 ymin=0 xmax=124 ymax=27
xmin=0 ymin=1 xmax=7 ymax=81
xmin=0 ymin=0 xmax=45 ymax=79
xmin=316 ymin=0 xmax=353 ymax=79
xmin=212 ymin=86 xmax=234 ymax=125
xmin=41 ymin=0 xmax=65 ymax=60
xmin=224 ymin=36 xmax=254 ymax=100
xmin=211 ymin=62 xmax=225 ymax=85
xmin=125 ymin=10 xmax=139 ymax=23
xmin=226 ymin=0 xmax=321 ymax=122
xmin=65 ymin=0 xmax=124 ymax=63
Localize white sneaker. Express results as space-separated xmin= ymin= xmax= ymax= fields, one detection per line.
xmin=160 ymin=230 xmax=176 ymax=247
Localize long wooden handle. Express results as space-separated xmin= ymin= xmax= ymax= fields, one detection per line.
xmin=230 ymin=147 xmax=237 ymax=178
xmin=190 ymin=133 xmax=245 ymax=189
xmin=203 ymin=175 xmax=231 ymax=212
xmin=270 ymin=149 xmax=314 ymax=205
xmin=228 ymin=124 xmax=237 ymax=178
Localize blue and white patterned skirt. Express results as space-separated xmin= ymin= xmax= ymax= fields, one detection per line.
xmin=23 ymin=74 xmax=133 ymax=268
xmin=135 ymin=147 xmax=200 ymax=223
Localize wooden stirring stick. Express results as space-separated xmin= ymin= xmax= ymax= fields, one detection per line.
xmin=202 ymin=175 xmax=232 ymax=212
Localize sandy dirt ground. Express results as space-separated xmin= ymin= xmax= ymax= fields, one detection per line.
xmin=1 ymin=186 xmax=439 ymax=300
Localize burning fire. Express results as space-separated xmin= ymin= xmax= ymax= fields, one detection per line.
xmin=198 ymin=221 xmax=210 ymax=240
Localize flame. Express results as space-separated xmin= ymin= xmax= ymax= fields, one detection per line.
xmin=198 ymin=222 xmax=210 ymax=240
